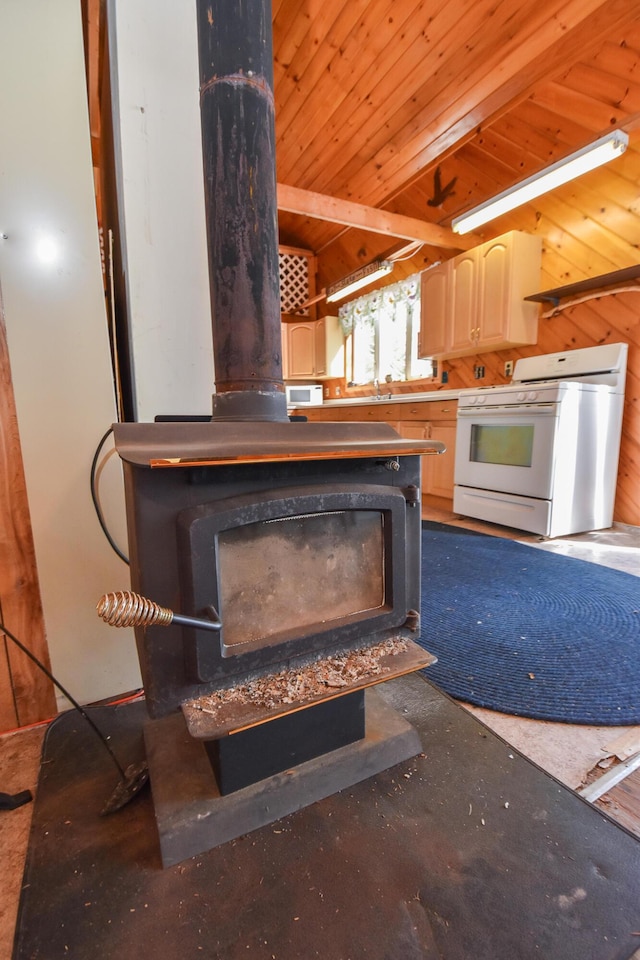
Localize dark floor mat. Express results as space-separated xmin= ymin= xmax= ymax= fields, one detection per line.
xmin=13 ymin=677 xmax=640 ymax=960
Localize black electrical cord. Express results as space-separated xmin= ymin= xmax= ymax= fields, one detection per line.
xmin=1 ymin=618 xmax=127 ymax=778
xmin=90 ymin=427 xmax=129 ymax=565
xmin=0 ymin=618 xmax=148 ymax=814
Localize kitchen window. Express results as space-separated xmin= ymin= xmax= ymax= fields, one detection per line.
xmin=339 ymin=273 xmax=434 ymax=385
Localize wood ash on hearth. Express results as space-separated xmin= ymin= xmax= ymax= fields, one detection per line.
xmin=185 ymin=637 xmax=410 ymax=716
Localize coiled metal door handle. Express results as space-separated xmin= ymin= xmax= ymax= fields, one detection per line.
xmin=97 ymin=590 xmax=222 ymax=632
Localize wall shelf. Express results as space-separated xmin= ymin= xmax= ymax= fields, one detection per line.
xmin=525 ymin=265 xmax=640 ymax=307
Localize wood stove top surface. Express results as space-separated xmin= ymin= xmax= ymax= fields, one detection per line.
xmin=114 ymin=420 xmax=445 ymax=467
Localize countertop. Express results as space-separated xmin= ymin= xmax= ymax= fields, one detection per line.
xmin=290 ymin=387 xmax=462 ymax=409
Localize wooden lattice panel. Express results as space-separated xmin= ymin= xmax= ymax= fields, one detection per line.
xmin=279 ymin=252 xmax=310 ymax=315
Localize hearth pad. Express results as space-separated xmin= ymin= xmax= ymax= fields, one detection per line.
xmin=144 ymin=688 xmax=421 ymax=867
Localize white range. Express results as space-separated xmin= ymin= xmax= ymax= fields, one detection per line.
xmin=453 ymin=342 xmax=628 ymax=537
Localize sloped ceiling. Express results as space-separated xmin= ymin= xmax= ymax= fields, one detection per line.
xmin=84 ymin=1 xmax=640 ymax=287
xmin=273 ymin=0 xmax=640 ymax=286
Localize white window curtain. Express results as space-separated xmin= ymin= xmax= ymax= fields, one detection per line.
xmin=339 ymin=273 xmax=433 ymax=385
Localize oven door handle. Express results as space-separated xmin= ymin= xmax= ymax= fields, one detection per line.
xmin=457 ymin=403 xmax=559 ymax=418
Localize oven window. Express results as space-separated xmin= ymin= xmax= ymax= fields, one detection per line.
xmin=470 ymin=423 xmax=535 ymax=467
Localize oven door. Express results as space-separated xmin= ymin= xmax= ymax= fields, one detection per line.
xmin=454 ymin=402 xmax=560 ymax=500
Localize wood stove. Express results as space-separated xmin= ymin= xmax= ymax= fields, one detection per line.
xmin=111 ymin=419 xmax=439 ymax=864
xmin=101 ymin=0 xmax=441 ymax=865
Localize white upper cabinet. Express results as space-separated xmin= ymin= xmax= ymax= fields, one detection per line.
xmin=419 ymin=231 xmax=542 ymax=359
xmin=418 ymin=261 xmax=450 ymax=357
xmin=283 ymin=316 xmax=345 ymax=380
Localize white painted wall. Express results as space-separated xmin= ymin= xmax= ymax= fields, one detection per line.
xmin=108 ymin=0 xmax=214 ymax=422
xmin=0 ymin=0 xmax=141 ymax=707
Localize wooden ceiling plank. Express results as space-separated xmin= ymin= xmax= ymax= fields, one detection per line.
xmin=590 ymin=24 xmax=640 ymax=76
xmin=276 ymin=183 xmax=476 ymax=249
xmin=275 ymin=0 xmax=377 ymax=132
xmin=508 ymin=98 xmax=595 ymax=150
xmin=555 ymin=63 xmax=640 ymax=114
xmin=292 ymin=0 xmax=573 ymax=197
xmin=492 ymin=110 xmax=588 ymax=164
xmin=272 ymin=0 xmax=314 ymax=82
xmin=280 ymin=0 xmax=503 ymax=190
xmin=273 ymin=0 xmax=346 ymax=101
xmin=531 ymin=83 xmax=635 ymax=131
xmin=276 ymin=0 xmax=434 ymax=183
xmin=346 ymin=0 xmax=640 ymax=210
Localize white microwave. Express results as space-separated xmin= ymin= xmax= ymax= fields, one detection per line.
xmin=285 ymin=384 xmax=324 ymax=406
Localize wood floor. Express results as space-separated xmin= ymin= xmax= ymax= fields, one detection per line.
xmin=0 ymin=510 xmax=639 ymax=957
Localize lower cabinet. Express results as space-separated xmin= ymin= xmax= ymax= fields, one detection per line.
xmin=396 ymin=419 xmax=457 ymax=500
xmin=292 ymin=400 xmax=458 ymax=501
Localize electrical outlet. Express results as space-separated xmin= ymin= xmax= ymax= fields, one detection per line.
xmin=473 ymin=365 xmax=485 ymax=379
xmin=505 ymin=360 xmax=514 ymax=377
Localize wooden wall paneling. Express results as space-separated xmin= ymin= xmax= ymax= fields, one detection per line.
xmin=582 ymin=164 xmax=640 ymax=218
xmin=0 ymin=300 xmax=56 ymax=729
xmin=534 ymin=201 xmax=629 ymax=275
xmin=557 ymin=184 xmax=640 ymax=258
xmin=585 ymin=294 xmax=640 ymax=347
xmin=535 ymin=192 xmax=634 ymax=269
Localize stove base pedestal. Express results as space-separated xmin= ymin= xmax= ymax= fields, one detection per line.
xmin=205 ymin=690 xmax=366 ymax=795
xmin=143 ymin=688 xmax=421 ymax=868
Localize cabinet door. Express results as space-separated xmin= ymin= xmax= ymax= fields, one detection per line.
xmin=314 ymin=318 xmax=327 ymax=376
xmin=285 ymin=322 xmax=316 ymax=378
xmin=449 ymin=251 xmax=478 ymax=352
xmin=419 ymin=262 xmax=450 ymax=357
xmin=423 ymin=422 xmax=457 ymax=499
xmin=477 ymin=236 xmax=511 ymax=346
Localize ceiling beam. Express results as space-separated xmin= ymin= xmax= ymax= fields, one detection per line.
xmin=277 ymin=183 xmax=477 ymax=250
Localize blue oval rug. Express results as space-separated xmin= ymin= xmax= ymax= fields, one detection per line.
xmin=418 ymin=522 xmax=640 ymax=725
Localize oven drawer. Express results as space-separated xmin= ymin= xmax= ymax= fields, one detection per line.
xmin=453 ymin=485 xmax=552 ymax=536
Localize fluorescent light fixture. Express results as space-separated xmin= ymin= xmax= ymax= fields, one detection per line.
xmin=326 ymin=260 xmax=393 ymax=303
xmin=451 ymin=130 xmax=629 ymax=235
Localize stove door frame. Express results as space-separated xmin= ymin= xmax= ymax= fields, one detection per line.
xmin=178 ymin=483 xmax=412 ymax=683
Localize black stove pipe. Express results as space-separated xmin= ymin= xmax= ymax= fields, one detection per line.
xmin=196 ymin=0 xmax=287 ymax=422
